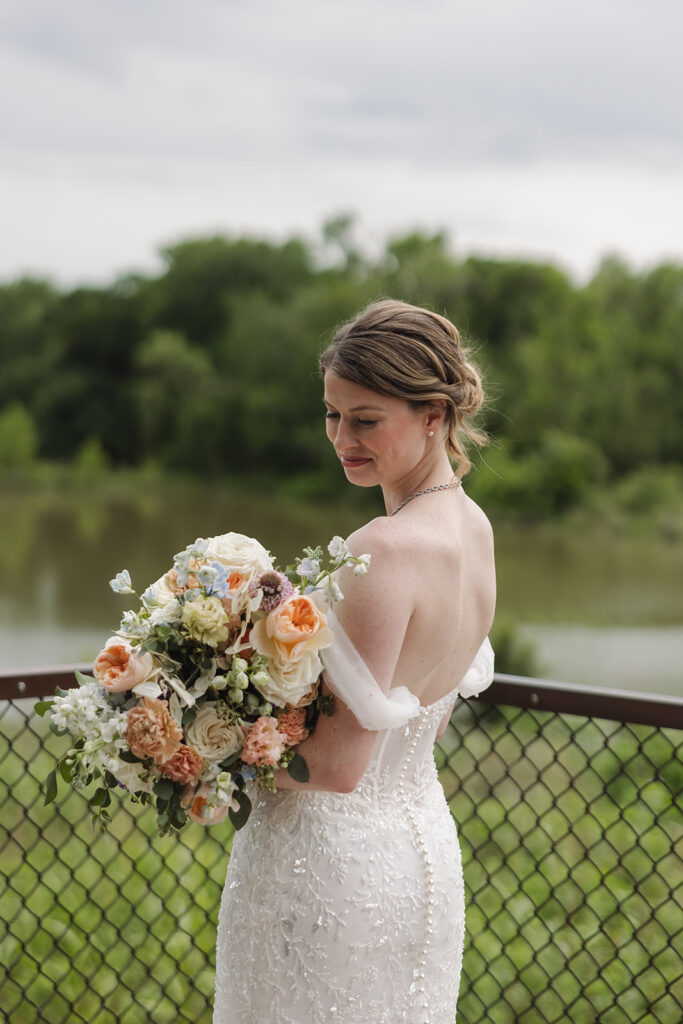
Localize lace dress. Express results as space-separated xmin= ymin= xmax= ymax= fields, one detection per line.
xmin=213 ymin=616 xmax=494 ymax=1024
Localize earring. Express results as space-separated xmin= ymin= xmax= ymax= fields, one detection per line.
xmin=428 ymin=431 xmax=434 ymax=437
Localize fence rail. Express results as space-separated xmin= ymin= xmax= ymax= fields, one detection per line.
xmin=2 ymin=666 xmax=682 ymax=1024
xmin=2 ymin=662 xmax=682 ymax=728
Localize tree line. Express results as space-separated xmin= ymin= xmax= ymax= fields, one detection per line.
xmin=1 ymin=219 xmax=681 ymax=518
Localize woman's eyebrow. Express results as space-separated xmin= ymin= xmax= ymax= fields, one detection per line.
xmin=323 ymin=402 xmax=385 ymax=412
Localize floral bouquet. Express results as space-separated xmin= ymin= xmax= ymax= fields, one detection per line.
xmin=37 ymin=532 xmax=370 ymax=834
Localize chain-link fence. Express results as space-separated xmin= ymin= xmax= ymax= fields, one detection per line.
xmin=2 ymin=677 xmax=681 ymax=1024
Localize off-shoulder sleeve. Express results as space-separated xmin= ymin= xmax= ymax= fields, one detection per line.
xmin=320 ymin=610 xmax=495 ymax=730
xmin=456 ymin=636 xmax=495 ymax=699
xmin=319 ymin=609 xmax=421 ymax=731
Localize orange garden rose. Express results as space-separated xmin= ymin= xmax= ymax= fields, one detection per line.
xmin=181 ymin=782 xmax=230 ymax=825
xmin=126 ymin=697 xmax=182 ymax=763
xmin=93 ymin=637 xmax=154 ymax=693
xmin=252 ymin=594 xmax=332 ymax=663
xmin=160 ymin=744 xmax=205 ymax=784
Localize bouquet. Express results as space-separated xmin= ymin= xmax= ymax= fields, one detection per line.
xmin=37 ymin=532 xmax=370 ymax=834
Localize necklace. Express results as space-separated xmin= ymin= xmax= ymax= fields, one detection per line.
xmin=388 ymin=476 xmax=461 ymax=517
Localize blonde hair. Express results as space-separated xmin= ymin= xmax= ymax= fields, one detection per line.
xmin=319 ymin=299 xmax=486 ymax=477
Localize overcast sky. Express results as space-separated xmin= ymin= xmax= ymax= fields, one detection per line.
xmin=1 ymin=0 xmax=682 ymax=285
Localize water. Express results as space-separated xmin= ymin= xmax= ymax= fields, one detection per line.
xmin=1 ymin=484 xmax=681 ymax=696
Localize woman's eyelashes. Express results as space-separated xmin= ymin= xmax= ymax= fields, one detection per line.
xmin=325 ymin=413 xmax=376 ymax=427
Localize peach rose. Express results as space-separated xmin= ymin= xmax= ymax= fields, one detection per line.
xmin=250 ymin=594 xmax=332 ymax=663
xmin=241 ymin=716 xmax=288 ymax=767
xmin=126 ymin=697 xmax=182 ymax=763
xmin=94 ymin=637 xmax=154 ymax=693
xmin=160 ymin=744 xmax=205 ymax=784
xmin=164 ymin=559 xmax=204 ymax=595
xmin=181 ymin=782 xmax=229 ymax=825
xmin=276 ymin=707 xmax=309 ymax=745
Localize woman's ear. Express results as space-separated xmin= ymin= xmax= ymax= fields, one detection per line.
xmin=425 ymin=401 xmax=447 ymax=433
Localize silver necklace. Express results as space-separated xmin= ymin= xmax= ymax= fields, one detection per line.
xmin=388 ymin=476 xmax=460 ymax=517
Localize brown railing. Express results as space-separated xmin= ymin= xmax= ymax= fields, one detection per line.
xmin=2 ymin=666 xmax=682 ymax=1024
xmin=2 ymin=662 xmax=682 ymax=728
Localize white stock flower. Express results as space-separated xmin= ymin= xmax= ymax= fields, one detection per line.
xmin=322 ymin=577 xmax=344 ymax=603
xmin=296 ymin=557 xmax=320 ymax=579
xmin=327 ymin=536 xmax=349 ymax=560
xmin=109 ymin=570 xmax=134 ymax=595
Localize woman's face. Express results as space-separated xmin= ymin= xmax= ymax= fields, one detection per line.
xmin=323 ymin=371 xmax=432 ymax=487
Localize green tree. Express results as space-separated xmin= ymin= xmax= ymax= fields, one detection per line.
xmin=0 ymin=402 xmax=39 ymax=467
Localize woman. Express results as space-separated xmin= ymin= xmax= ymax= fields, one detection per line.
xmin=212 ymin=299 xmax=496 ymax=1024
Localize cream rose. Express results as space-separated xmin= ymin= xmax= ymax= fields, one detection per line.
xmin=94 ymin=637 xmax=155 ymax=693
xmin=184 ymin=703 xmax=246 ymax=763
xmin=182 ymin=595 xmax=229 ymax=645
xmin=204 ymin=533 xmax=273 ymax=576
xmin=250 ymin=594 xmax=333 ymax=664
xmin=252 ymin=648 xmax=324 ymax=709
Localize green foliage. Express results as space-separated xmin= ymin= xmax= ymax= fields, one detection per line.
xmin=1 ymin=223 xmax=681 ymax=519
xmin=0 ymin=402 xmax=39 ymax=467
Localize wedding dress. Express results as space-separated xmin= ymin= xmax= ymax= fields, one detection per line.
xmin=213 ymin=611 xmax=494 ymax=1024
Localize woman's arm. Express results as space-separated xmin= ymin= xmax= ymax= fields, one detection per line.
xmin=273 ymin=518 xmax=413 ymax=793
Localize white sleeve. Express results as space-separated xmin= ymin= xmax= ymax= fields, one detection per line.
xmin=319 ymin=610 xmax=495 ymax=730
xmin=457 ymin=636 xmax=495 ymax=699
xmin=319 ymin=609 xmax=421 ymax=731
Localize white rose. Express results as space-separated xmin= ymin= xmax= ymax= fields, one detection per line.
xmin=184 ymin=703 xmax=246 ymax=763
xmin=149 ymin=597 xmax=182 ymax=625
xmin=203 ymin=533 xmax=273 ymax=576
xmin=144 ymin=574 xmax=178 ymax=607
xmin=252 ymin=648 xmax=323 ymax=708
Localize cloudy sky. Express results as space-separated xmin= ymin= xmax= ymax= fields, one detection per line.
xmin=1 ymin=0 xmax=681 ymax=284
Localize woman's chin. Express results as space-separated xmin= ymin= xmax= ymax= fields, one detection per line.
xmin=341 ymin=462 xmax=377 ymax=486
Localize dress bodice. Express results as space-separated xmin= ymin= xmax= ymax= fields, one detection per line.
xmin=213 ymin=620 xmax=495 ymax=1024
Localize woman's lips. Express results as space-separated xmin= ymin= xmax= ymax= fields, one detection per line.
xmin=340 ymin=455 xmax=372 ymax=467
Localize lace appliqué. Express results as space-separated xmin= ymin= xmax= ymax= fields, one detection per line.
xmin=213 ymin=691 xmax=467 ymax=1024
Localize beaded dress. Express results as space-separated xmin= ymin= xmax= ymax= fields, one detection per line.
xmin=213 ymin=611 xmax=494 ymax=1024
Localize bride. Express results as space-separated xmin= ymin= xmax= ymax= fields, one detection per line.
xmin=211 ymin=299 xmax=496 ymax=1024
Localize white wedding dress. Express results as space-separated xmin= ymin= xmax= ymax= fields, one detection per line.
xmin=213 ymin=612 xmax=494 ymax=1024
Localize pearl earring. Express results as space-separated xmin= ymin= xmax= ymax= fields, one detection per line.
xmin=428 ymin=431 xmax=434 ymax=437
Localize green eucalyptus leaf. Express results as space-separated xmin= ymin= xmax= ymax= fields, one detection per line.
xmin=154 ymin=779 xmax=174 ymax=800
xmin=119 ymin=750 xmax=143 ymax=763
xmin=89 ymin=788 xmax=109 ymax=808
xmin=74 ymin=669 xmax=95 ymax=688
xmin=59 ymin=760 xmax=72 ymax=784
xmin=219 ymin=751 xmax=241 ymax=770
xmin=181 ymin=707 xmax=197 ymax=727
xmin=228 ymin=789 xmax=252 ymax=831
xmin=287 ymin=753 xmax=310 ymax=784
xmin=34 ymin=700 xmax=55 ymax=717
xmin=44 ymin=769 xmax=58 ymax=805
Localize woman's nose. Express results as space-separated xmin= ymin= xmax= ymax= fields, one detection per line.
xmin=334 ymin=417 xmax=357 ymax=449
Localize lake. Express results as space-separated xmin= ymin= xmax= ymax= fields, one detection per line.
xmin=1 ymin=484 xmax=681 ymax=696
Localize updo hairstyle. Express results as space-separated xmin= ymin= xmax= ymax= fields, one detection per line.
xmin=319 ymin=299 xmax=486 ymax=477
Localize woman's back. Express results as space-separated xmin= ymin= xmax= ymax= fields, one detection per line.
xmin=344 ymin=485 xmax=495 ymax=707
